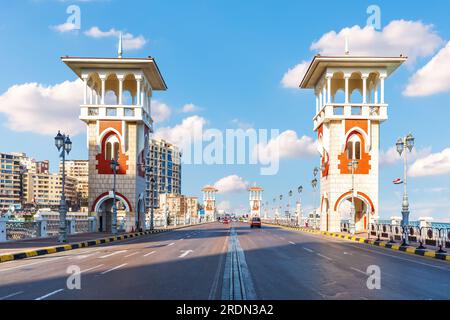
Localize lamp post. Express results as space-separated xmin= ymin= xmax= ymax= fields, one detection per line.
xmin=311 ymin=178 xmax=318 ymax=229
xmin=396 ymin=133 xmax=415 ymax=246
xmin=273 ymin=197 xmax=276 ymax=221
xmin=54 ymin=131 xmax=72 ymax=243
xmin=279 ymin=195 xmax=283 ymax=224
xmin=288 ymin=190 xmax=293 ymax=222
xmin=110 ymin=158 xmax=119 ymax=234
xmin=347 ymin=159 xmax=359 ymax=235
xmin=298 ymin=186 xmax=303 ymax=226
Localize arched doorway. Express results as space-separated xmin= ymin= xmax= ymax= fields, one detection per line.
xmin=93 ymin=193 xmax=132 ymax=233
xmin=336 ymin=194 xmax=372 ymax=233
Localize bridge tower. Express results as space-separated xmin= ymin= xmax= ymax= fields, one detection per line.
xmin=202 ymin=186 xmax=218 ymax=222
xmin=300 ymin=54 xmax=406 ymax=233
xmin=62 ymin=50 xmax=167 ymax=233
xmin=248 ymin=186 xmax=263 ymax=218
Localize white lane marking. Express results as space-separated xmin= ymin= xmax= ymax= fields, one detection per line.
xmin=0 ymin=256 xmax=65 ymax=273
xmin=101 ymin=263 xmax=128 ymax=275
xmin=317 ymin=253 xmax=333 ymax=261
xmin=143 ymin=251 xmax=156 ymax=257
xmin=289 ymin=241 xmax=296 ymax=245
xmin=303 ymin=247 xmax=314 ymax=253
xmin=179 ymin=250 xmax=194 ymax=258
xmin=124 ymin=252 xmax=139 ymax=258
xmin=351 ymin=267 xmax=366 ymax=275
xmin=99 ymin=250 xmax=128 ymax=259
xmin=35 ymin=289 xmax=64 ymax=301
xmin=69 ymin=251 xmax=101 ymax=260
xmin=81 ymin=264 xmax=104 ymax=274
xmin=344 ymin=243 xmax=450 ymax=271
xmin=167 ymin=242 xmax=175 ymax=247
xmin=0 ymin=291 xmax=23 ymax=300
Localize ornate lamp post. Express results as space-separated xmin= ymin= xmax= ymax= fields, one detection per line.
xmin=54 ymin=131 xmax=72 ymax=243
xmin=298 ymin=186 xmax=303 ymax=226
xmin=396 ymin=133 xmax=415 ymax=246
xmin=347 ymin=159 xmax=359 ymax=235
xmin=110 ymin=158 xmax=119 ymax=234
xmin=311 ymin=178 xmax=318 ymax=229
xmin=279 ymin=194 xmax=283 ymax=223
xmin=273 ymin=197 xmax=276 ymax=220
xmin=288 ymin=190 xmax=293 ymax=222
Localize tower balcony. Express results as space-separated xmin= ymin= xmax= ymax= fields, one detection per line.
xmin=313 ymin=103 xmax=387 ymax=131
xmin=80 ymin=104 xmax=153 ymax=129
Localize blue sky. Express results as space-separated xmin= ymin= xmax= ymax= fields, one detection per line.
xmin=1 ymin=0 xmax=450 ymax=221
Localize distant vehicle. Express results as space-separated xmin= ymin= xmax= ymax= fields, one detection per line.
xmin=223 ymin=217 xmax=230 ymax=224
xmin=250 ymin=217 xmax=262 ymax=228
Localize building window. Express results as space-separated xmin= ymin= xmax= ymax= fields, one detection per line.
xmin=347 ymin=135 xmax=362 ymax=160
xmin=106 ymin=108 xmax=117 ymax=117
xmin=105 ymin=135 xmax=120 ymax=161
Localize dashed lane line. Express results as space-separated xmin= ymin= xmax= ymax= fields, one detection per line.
xmin=35 ymin=289 xmax=64 ymax=301
xmin=99 ymin=250 xmax=128 ymax=259
xmin=124 ymin=252 xmax=139 ymax=258
xmin=0 ymin=291 xmax=23 ymax=300
xmin=303 ymin=247 xmax=314 ymax=253
xmin=101 ymin=263 xmax=128 ymax=275
xmin=317 ymin=253 xmax=333 ymax=261
xmin=143 ymin=251 xmax=156 ymax=257
xmin=350 ymin=267 xmax=367 ymax=275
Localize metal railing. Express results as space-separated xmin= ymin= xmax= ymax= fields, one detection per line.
xmin=368 ymin=223 xmax=448 ymax=253
xmin=6 ymin=221 xmax=40 ymax=240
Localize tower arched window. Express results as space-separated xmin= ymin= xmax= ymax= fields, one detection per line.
xmin=347 ymin=135 xmax=362 ymax=160
xmin=105 ymin=135 xmax=120 ymax=161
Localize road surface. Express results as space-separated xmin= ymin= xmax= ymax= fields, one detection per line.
xmin=0 ymin=222 xmax=449 ymax=300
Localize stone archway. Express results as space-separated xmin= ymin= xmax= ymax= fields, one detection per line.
xmin=93 ymin=193 xmax=132 ymax=233
xmin=336 ymin=193 xmax=373 ymax=233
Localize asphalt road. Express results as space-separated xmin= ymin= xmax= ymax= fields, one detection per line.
xmin=0 ymin=222 xmax=449 ymax=300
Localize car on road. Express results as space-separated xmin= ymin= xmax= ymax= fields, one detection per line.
xmin=250 ymin=217 xmax=262 ymax=228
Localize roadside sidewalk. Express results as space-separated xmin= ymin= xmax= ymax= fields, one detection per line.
xmin=0 ymin=223 xmax=209 ymax=263
xmin=265 ymin=223 xmax=450 ymax=262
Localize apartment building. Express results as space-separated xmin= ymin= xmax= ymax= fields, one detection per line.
xmin=60 ymin=160 xmax=89 ymax=207
xmin=149 ymin=139 xmax=182 ymax=208
xmin=0 ymin=153 xmax=22 ymax=212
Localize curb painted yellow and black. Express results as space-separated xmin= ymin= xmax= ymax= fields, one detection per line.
xmin=0 ymin=223 xmax=207 ymax=264
xmin=265 ymin=223 xmax=450 ymax=262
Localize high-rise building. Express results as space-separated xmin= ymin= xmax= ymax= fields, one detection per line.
xmin=60 ymin=160 xmax=89 ymax=208
xmin=149 ymin=139 xmax=182 ymax=208
xmin=0 ymin=153 xmax=22 ymax=212
xmin=22 ymin=172 xmax=77 ymax=209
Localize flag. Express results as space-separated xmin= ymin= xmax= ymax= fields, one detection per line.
xmin=393 ymin=178 xmax=403 ymax=185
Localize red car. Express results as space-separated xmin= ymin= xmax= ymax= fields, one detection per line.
xmin=250 ymin=217 xmax=262 ymax=228
xmin=223 ymin=218 xmax=230 ymax=224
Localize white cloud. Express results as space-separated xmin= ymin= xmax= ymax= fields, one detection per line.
xmin=181 ymin=103 xmax=201 ymax=113
xmin=152 ymin=101 xmax=172 ymax=123
xmin=231 ymin=118 xmax=254 ymax=130
xmin=253 ymin=130 xmax=317 ymax=163
xmin=0 ymin=79 xmax=84 ymax=136
xmin=310 ymin=20 xmax=443 ymax=64
xmin=380 ymin=146 xmax=432 ymax=166
xmin=154 ymin=115 xmax=206 ymax=149
xmin=51 ymin=22 xmax=78 ymax=33
xmin=84 ymin=27 xmax=147 ymax=50
xmin=404 ymin=41 xmax=450 ymax=97
xmin=214 ymin=175 xmax=249 ymax=194
xmin=281 ymin=61 xmax=310 ymax=89
xmin=217 ymin=200 xmax=232 ymax=211
xmin=409 ymin=148 xmax=450 ymax=177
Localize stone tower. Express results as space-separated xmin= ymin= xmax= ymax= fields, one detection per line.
xmin=62 ymin=55 xmax=167 ymax=232
xmin=300 ymin=55 xmax=406 ymax=233
xmin=248 ymin=186 xmax=263 ymax=218
xmin=202 ymin=186 xmax=218 ymax=222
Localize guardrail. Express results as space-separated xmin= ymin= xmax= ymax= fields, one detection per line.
xmin=368 ymin=223 xmax=448 ymax=253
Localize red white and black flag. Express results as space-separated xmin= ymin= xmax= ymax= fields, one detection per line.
xmin=393 ymin=178 xmax=403 ymax=185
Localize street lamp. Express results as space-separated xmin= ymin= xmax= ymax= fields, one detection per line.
xmin=54 ymin=131 xmax=72 ymax=243
xmin=288 ymin=190 xmax=293 ymax=221
xmin=110 ymin=158 xmax=119 ymax=234
xmin=347 ymin=159 xmax=359 ymax=235
xmin=311 ymin=178 xmax=318 ymax=229
xmin=396 ymin=133 xmax=415 ymax=246
xmin=298 ymin=186 xmax=303 ymax=226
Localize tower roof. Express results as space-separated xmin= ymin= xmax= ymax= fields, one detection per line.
xmin=248 ymin=186 xmax=263 ymax=192
xmin=202 ymin=185 xmax=218 ymax=192
xmin=61 ymin=56 xmax=167 ymax=91
xmin=300 ymin=55 xmax=407 ymax=89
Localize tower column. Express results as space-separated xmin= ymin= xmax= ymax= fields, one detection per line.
xmin=344 ymin=74 xmax=350 ymax=104
xmin=326 ymin=76 xmax=332 ymax=104
xmin=118 ymin=76 xmax=124 ymax=105
xmin=82 ymin=76 xmax=88 ymax=105
xmin=100 ymin=76 xmax=106 ymax=105
xmin=362 ymin=75 xmax=368 ymax=104
xmin=380 ymin=76 xmax=385 ymax=103
xmin=136 ymin=78 xmax=142 ymax=106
